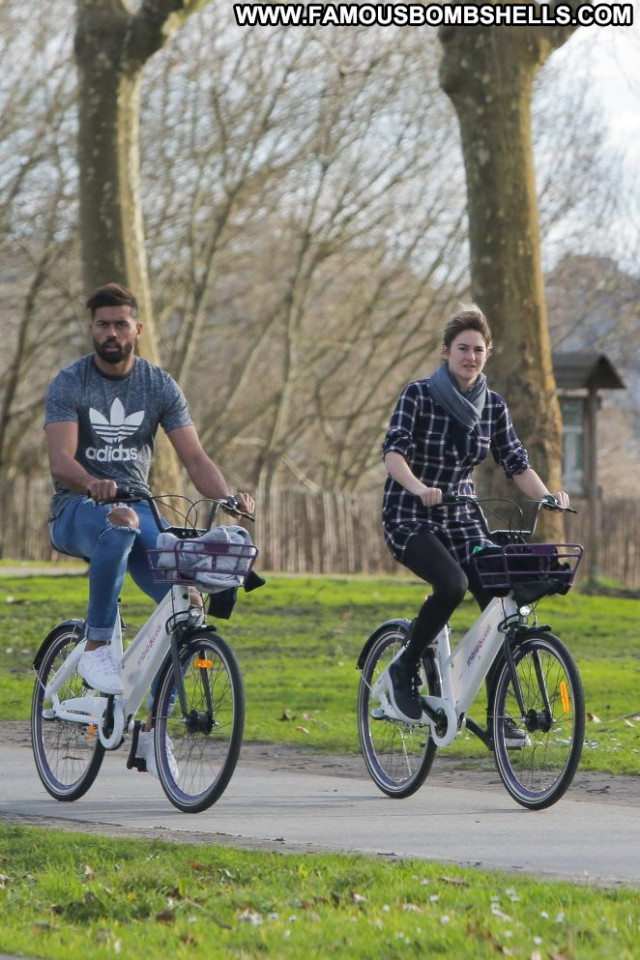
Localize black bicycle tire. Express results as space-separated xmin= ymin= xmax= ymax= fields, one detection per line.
xmin=31 ymin=624 xmax=105 ymax=801
xmin=492 ymin=630 xmax=585 ymax=810
xmin=153 ymin=629 xmax=244 ymax=813
xmin=357 ymin=624 xmax=438 ymax=799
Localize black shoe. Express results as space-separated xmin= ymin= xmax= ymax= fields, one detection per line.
xmin=388 ymin=655 xmax=423 ymax=722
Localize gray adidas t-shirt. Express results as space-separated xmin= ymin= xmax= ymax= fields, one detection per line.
xmin=45 ymin=355 xmax=193 ymax=516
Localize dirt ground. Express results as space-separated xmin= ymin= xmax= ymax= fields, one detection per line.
xmin=5 ymin=721 xmax=639 ymax=808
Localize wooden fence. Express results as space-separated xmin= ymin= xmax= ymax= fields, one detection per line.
xmin=1 ymin=477 xmax=639 ymax=589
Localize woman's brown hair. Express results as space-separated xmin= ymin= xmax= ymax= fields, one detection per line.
xmin=442 ymin=304 xmax=492 ymax=354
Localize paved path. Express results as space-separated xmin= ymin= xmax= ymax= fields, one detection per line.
xmin=1 ymin=740 xmax=639 ymax=888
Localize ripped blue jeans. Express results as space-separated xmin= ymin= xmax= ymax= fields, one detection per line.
xmin=50 ymin=496 xmax=169 ymax=642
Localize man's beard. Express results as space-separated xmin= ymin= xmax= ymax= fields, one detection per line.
xmin=93 ymin=339 xmax=134 ymax=365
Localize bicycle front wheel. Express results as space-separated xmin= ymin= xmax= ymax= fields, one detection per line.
xmin=492 ymin=631 xmax=585 ymax=810
xmin=31 ymin=623 xmax=105 ymax=801
xmin=153 ymin=629 xmax=244 ymax=813
xmin=357 ymin=623 xmax=438 ymax=798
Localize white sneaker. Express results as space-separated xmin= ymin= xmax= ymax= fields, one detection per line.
xmin=78 ymin=644 xmax=123 ymax=695
xmin=136 ymin=730 xmax=179 ymax=781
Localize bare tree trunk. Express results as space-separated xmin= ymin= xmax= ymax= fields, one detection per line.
xmin=439 ymin=18 xmax=579 ymax=535
xmin=74 ymin=0 xmax=209 ymax=492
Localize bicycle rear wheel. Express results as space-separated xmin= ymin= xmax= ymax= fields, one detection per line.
xmin=492 ymin=630 xmax=585 ymax=810
xmin=153 ymin=628 xmax=244 ymax=813
xmin=357 ymin=622 xmax=438 ymax=798
xmin=31 ymin=623 xmax=105 ymax=801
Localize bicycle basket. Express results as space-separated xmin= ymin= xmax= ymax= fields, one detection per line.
xmin=473 ymin=543 xmax=583 ymax=603
xmin=147 ymin=530 xmax=259 ymax=590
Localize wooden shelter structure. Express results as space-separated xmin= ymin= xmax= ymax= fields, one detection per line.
xmin=552 ymin=351 xmax=626 ymax=582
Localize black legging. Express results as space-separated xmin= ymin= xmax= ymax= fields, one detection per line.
xmin=401 ymin=530 xmax=500 ymax=713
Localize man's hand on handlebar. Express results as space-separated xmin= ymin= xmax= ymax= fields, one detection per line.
xmin=86 ymin=478 xmax=119 ymax=502
xmin=235 ymin=491 xmax=255 ymax=515
xmin=222 ymin=492 xmax=256 ymax=520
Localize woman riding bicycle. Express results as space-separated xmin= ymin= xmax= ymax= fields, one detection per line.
xmin=382 ymin=305 xmax=569 ymax=727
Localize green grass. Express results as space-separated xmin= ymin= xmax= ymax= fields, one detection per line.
xmin=1 ymin=570 xmax=638 ymax=772
xmin=1 ymin=572 xmax=639 ymax=959
xmin=1 ymin=823 xmax=640 ymax=960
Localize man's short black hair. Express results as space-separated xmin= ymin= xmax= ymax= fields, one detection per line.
xmin=86 ymin=283 xmax=138 ymax=318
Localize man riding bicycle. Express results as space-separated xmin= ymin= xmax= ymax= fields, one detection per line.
xmin=44 ymin=283 xmax=254 ymax=770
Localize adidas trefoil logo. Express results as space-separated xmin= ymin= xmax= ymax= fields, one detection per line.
xmin=90 ymin=398 xmax=144 ymax=444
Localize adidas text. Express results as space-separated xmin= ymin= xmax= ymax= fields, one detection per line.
xmin=86 ymin=446 xmax=139 ymax=462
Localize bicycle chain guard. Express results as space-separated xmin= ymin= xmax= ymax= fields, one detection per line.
xmin=98 ymin=695 xmax=125 ymax=749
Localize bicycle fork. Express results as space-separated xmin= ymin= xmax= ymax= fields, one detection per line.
xmin=169 ymin=625 xmax=191 ymax=718
xmin=501 ymin=629 xmax=556 ymax=734
xmin=162 ymin=625 xmax=216 ymax=735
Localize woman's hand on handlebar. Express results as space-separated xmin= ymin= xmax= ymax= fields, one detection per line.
xmin=411 ymin=484 xmax=443 ymax=508
xmin=554 ymin=491 xmax=571 ymax=509
xmin=542 ymin=491 xmax=573 ymax=511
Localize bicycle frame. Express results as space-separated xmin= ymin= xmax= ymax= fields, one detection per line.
xmin=373 ymin=593 xmax=520 ymax=748
xmin=423 ymin=594 xmax=519 ymax=747
xmin=40 ymin=583 xmax=193 ymax=749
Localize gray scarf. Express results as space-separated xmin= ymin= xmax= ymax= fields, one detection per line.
xmin=429 ymin=362 xmax=487 ymax=454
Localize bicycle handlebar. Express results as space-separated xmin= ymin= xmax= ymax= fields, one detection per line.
xmin=437 ymin=491 xmax=577 ymax=541
xmin=216 ymin=494 xmax=256 ymax=522
xmin=104 ymin=485 xmax=255 ymax=532
xmin=536 ymin=493 xmax=578 ymax=515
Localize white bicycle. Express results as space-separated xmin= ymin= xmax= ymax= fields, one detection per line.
xmin=31 ymin=490 xmax=258 ymax=813
xmin=357 ymin=495 xmax=585 ymax=810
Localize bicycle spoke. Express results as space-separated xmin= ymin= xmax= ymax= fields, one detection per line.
xmin=493 ymin=632 xmax=584 ymax=810
xmin=31 ymin=625 xmax=104 ymax=801
xmin=358 ymin=625 xmax=437 ymax=798
xmin=154 ymin=630 xmax=244 ymax=813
